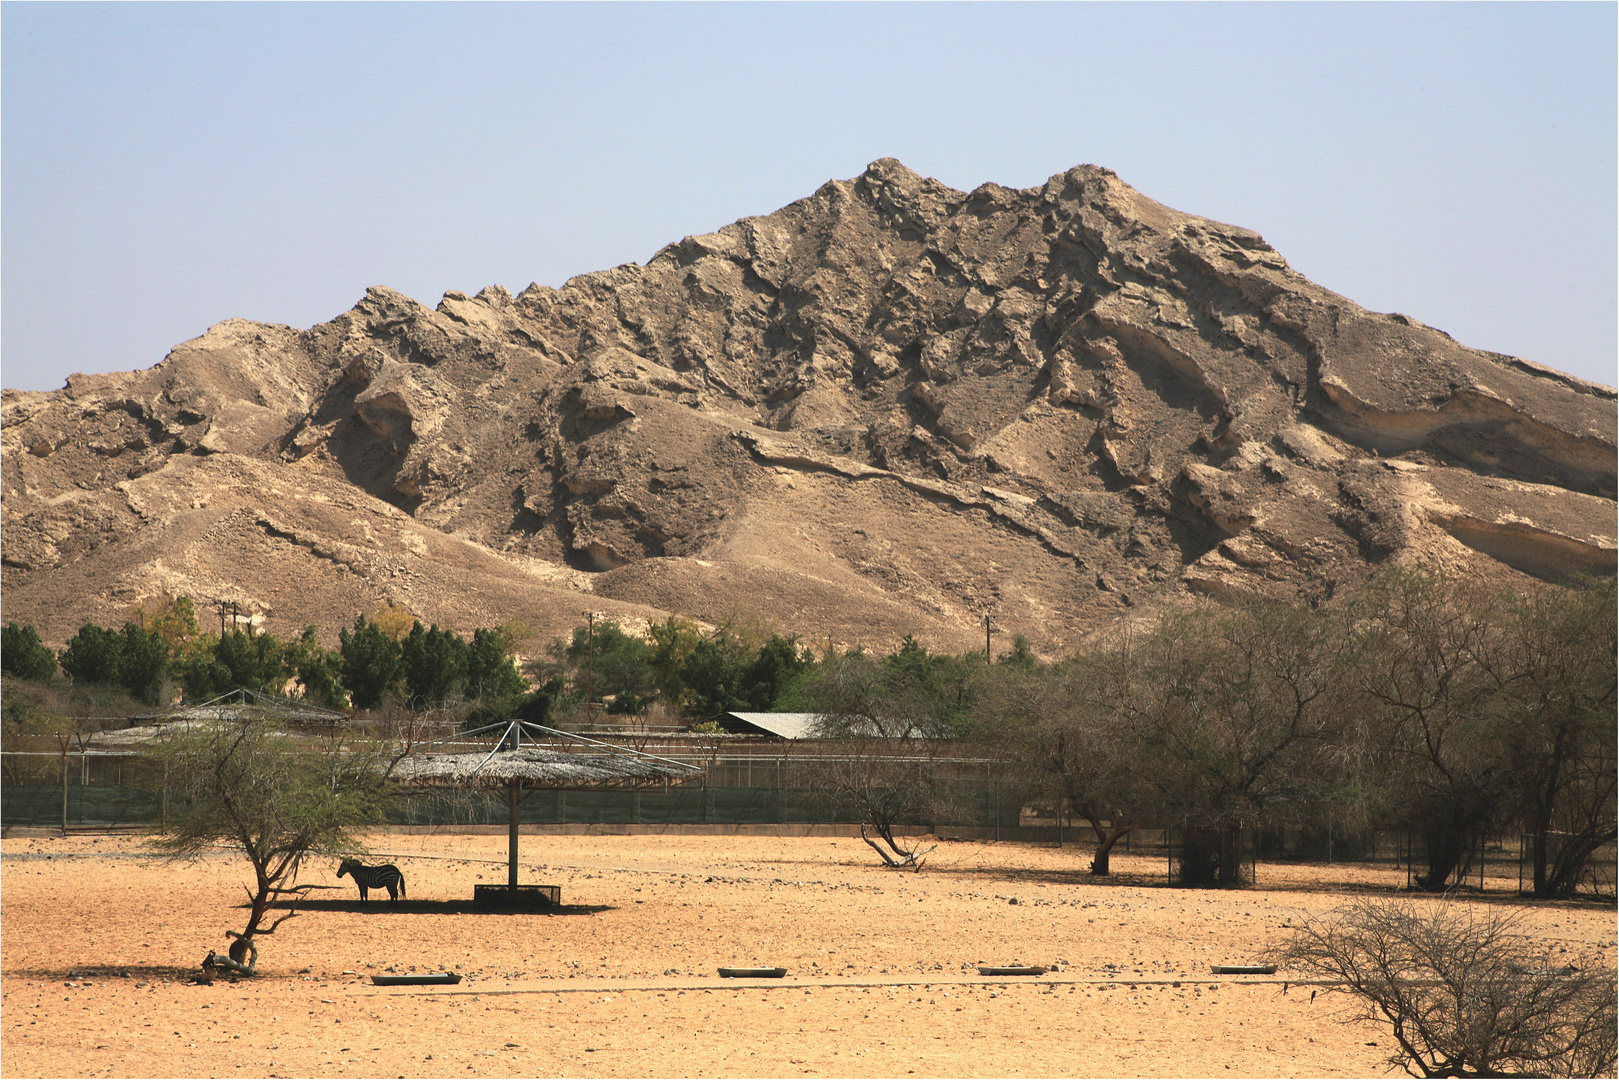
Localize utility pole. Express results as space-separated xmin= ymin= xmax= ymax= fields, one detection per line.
xmin=983 ymin=613 xmax=992 ymax=664
xmin=584 ymin=610 xmax=596 ymax=707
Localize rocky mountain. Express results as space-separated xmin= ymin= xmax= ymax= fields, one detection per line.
xmin=3 ymin=159 xmax=1614 ymax=655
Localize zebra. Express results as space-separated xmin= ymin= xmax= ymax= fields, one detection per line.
xmin=336 ymin=859 xmax=406 ymax=904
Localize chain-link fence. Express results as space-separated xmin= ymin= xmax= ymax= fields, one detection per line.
xmin=8 ymin=747 xmax=1612 ymax=900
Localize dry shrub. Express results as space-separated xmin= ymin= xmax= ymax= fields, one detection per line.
xmin=1278 ymin=898 xmax=1617 ymax=1078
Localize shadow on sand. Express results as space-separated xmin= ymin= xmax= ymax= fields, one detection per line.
xmin=258 ymin=898 xmax=616 ymax=917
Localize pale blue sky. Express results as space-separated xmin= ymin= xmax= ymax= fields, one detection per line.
xmin=4 ymin=2 xmax=1615 ymax=391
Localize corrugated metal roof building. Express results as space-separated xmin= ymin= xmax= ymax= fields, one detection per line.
xmin=712 ymin=713 xmax=948 ymax=739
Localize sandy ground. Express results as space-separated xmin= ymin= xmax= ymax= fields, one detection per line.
xmin=2 ymin=831 xmax=1613 ymax=1080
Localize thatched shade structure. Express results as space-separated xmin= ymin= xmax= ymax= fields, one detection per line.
xmin=131 ymin=689 xmax=350 ymax=728
xmin=87 ymin=719 xmax=314 ymax=749
xmin=395 ymin=721 xmax=703 ymax=891
xmin=394 ymin=746 xmax=696 ymax=789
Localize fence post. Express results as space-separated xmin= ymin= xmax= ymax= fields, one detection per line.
xmin=58 ymin=735 xmax=69 ymax=837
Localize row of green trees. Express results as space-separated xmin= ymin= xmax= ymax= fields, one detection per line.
xmin=1 ymin=598 xmax=530 ymax=717
xmin=3 ymin=593 xmax=1000 ymax=723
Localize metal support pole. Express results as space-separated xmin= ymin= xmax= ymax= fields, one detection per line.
xmin=508 ymin=786 xmax=519 ymax=889
xmin=60 ymin=737 xmax=69 ymax=837
xmin=584 ymin=611 xmax=595 ymax=708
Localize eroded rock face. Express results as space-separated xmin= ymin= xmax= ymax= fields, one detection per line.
xmin=4 ymin=160 xmax=1614 ymax=652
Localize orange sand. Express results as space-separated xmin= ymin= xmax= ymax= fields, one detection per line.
xmin=3 ymin=831 xmax=1613 ymax=1079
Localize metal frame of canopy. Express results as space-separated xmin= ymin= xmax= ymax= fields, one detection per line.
xmin=395 ymin=719 xmax=704 ymax=891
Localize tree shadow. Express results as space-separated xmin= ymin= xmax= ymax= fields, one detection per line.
xmin=259 ymin=898 xmax=616 ymax=916
xmin=9 ymin=964 xmax=199 ymax=982
xmin=925 ymin=862 xmax=1167 ymax=889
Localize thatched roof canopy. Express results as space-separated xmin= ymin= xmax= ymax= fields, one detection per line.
xmin=86 ymin=719 xmax=313 ymax=749
xmin=394 ymin=746 xmax=699 ymax=791
xmin=132 ymin=689 xmax=349 ymax=727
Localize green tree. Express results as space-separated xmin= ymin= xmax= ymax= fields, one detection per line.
xmin=996 ymin=634 xmax=1039 ymax=672
xmin=807 ymin=640 xmax=965 ymax=740
xmin=739 ymin=634 xmax=814 ymax=711
xmin=679 ymin=635 xmax=751 ymax=717
xmin=127 ymin=594 xmax=204 ymax=656
xmin=286 ymin=627 xmax=348 ymax=710
xmin=339 ymin=615 xmax=403 ymax=710
xmin=2 ymin=624 xmax=58 ymax=682
xmin=177 ymin=630 xmax=288 ymax=701
xmin=563 ymin=620 xmax=654 ymax=703
xmin=647 ymin=616 xmax=702 ymax=713
xmin=117 ymin=622 xmax=171 ymax=705
xmin=58 ymin=624 xmax=124 ymax=686
xmin=465 ymin=627 xmax=526 ymax=704
xmin=400 ymin=622 xmax=470 ymax=707
xmin=515 ymin=677 xmax=569 ymax=725
xmin=148 ymin=712 xmax=404 ymax=968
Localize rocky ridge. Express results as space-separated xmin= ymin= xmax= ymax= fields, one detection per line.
xmin=3 ymin=160 xmax=1614 ymax=653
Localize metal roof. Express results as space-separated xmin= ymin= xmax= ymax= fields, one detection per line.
xmin=715 ymin=713 xmax=826 ymax=739
xmin=716 ymin=712 xmax=951 ymax=739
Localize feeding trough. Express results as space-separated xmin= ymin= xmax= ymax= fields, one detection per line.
xmin=1210 ymin=964 xmax=1277 ymax=975
xmin=371 ymin=972 xmax=462 ymax=986
xmin=718 ymin=967 xmax=788 ymax=978
xmin=978 ymin=965 xmax=1048 ymax=976
xmin=394 ymin=720 xmax=704 ymax=904
xmin=474 ymin=884 xmax=560 ymax=911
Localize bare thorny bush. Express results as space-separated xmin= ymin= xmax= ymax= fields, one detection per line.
xmin=797 ymin=648 xmax=967 ymax=870
xmin=1276 ymin=898 xmax=1617 ymax=1078
xmin=795 ymin=741 xmax=962 ymax=869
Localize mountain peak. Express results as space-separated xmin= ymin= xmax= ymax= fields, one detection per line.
xmin=3 ymin=163 xmax=1612 ymax=653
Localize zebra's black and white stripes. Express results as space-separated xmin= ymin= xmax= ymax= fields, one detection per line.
xmin=336 ymin=859 xmax=406 ymax=904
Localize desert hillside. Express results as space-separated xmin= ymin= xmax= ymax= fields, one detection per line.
xmin=3 ymin=160 xmax=1614 ymax=651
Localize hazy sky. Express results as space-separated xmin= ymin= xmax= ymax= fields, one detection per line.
xmin=4 ymin=2 xmax=1615 ymax=392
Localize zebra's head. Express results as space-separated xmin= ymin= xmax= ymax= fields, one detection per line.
xmin=336 ymin=858 xmax=360 ymax=879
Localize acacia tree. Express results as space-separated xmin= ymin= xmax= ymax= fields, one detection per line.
xmin=800 ymin=647 xmax=965 ymax=869
xmin=798 ymin=738 xmax=950 ymax=869
xmin=1484 ymin=578 xmax=1617 ymax=898
xmin=1354 ymin=570 xmax=1516 ymax=892
xmin=148 ymin=712 xmax=406 ymax=969
xmin=980 ymin=654 xmax=1145 ymax=874
xmin=1279 ymin=898 xmax=1617 ymax=1078
xmin=1111 ymin=598 xmax=1355 ymax=885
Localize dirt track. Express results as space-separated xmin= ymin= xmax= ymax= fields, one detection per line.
xmin=3 ymin=831 xmax=1613 ymax=1079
